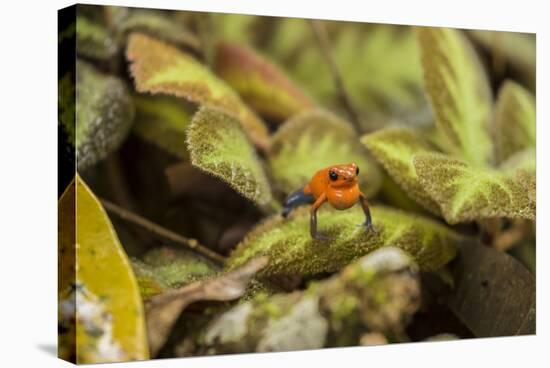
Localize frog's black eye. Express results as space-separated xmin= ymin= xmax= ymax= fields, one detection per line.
xmin=329 ymin=170 xmax=338 ymax=181
xmin=356 ymin=166 xmax=360 ymax=175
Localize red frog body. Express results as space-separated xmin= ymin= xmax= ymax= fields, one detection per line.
xmin=283 ymin=162 xmax=375 ymax=240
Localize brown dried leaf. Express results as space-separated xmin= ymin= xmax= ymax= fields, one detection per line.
xmin=145 ymin=256 xmax=268 ymax=356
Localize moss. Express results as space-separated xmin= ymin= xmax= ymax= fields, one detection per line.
xmin=130 ymin=247 xmax=217 ymax=300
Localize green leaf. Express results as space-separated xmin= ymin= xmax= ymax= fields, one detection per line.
xmin=499 ymin=148 xmax=536 ymax=174
xmin=214 ymin=41 xmax=315 ymax=122
xmin=76 ymin=16 xmax=118 ymax=60
xmin=186 ymin=106 xmax=274 ymax=209
xmin=114 ymin=8 xmax=201 ymax=51
xmin=468 ymin=30 xmax=535 ymax=90
xmin=269 ymin=109 xmax=382 ymax=197
xmin=75 ymin=60 xmax=135 ymax=170
xmin=413 ymin=153 xmax=535 ymax=224
xmin=58 ymin=176 xmax=149 ymax=363
xmin=361 ymin=127 xmax=441 ymax=214
xmin=132 ymin=94 xmax=193 ymax=160
xmin=227 ymin=205 xmax=460 ymax=276
xmin=126 ymin=33 xmax=270 ymax=150
xmin=416 ymin=27 xmax=494 ymax=167
xmin=268 ymin=22 xmax=426 ymax=120
xmin=495 ymin=81 xmax=536 ymax=163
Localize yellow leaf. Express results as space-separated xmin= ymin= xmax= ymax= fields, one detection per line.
xmin=58 ymin=176 xmax=149 ymax=363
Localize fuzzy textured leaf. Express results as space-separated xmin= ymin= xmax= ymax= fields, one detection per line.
xmin=132 ymin=95 xmax=193 ymax=159
xmin=186 ymin=106 xmax=274 ymax=209
xmin=413 ymin=153 xmax=535 ymax=224
xmin=74 ymin=60 xmax=135 ymax=170
xmin=495 ymin=81 xmax=536 ymax=163
xmin=362 ymin=127 xmax=441 ymax=214
xmin=58 ymin=176 xmax=148 ymax=363
xmin=227 ymin=205 xmax=460 ymax=276
xmin=215 ymin=41 xmax=315 ymax=122
xmin=269 ymin=109 xmax=381 ymax=197
xmin=114 ymin=8 xmax=200 ymax=51
xmin=416 ymin=27 xmax=494 ymax=167
xmin=126 ymin=33 xmax=269 ymax=150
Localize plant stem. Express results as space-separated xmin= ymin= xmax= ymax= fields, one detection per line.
xmin=100 ymin=198 xmax=226 ymax=266
xmin=310 ymin=19 xmax=362 ymax=133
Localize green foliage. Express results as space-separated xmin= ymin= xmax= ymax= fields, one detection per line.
xmin=75 ymin=60 xmax=135 ymax=170
xmin=227 ymin=205 xmax=460 ymax=276
xmin=214 ymin=41 xmax=315 ymax=122
xmin=132 ymin=94 xmax=193 ymax=159
xmin=416 ymin=27 xmax=494 ymax=167
xmin=76 ymin=16 xmax=118 ymax=60
xmin=114 ymin=8 xmax=200 ymax=51
xmin=186 ymin=106 xmax=274 ymax=209
xmin=58 ymin=176 xmax=149 ymax=363
xmin=267 ymin=21 xmax=426 ymax=120
xmin=269 ymin=109 xmax=381 ymax=197
xmin=495 ymin=81 xmax=536 ymax=163
xmin=361 ymin=127 xmax=441 ymax=214
xmin=468 ymin=30 xmax=536 ymax=90
xmin=126 ymin=33 xmax=269 ymax=150
xmin=413 ymin=153 xmax=535 ymax=224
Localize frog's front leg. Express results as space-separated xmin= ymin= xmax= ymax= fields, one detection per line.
xmin=359 ymin=192 xmax=377 ymax=234
xmin=310 ymin=193 xmax=331 ymax=240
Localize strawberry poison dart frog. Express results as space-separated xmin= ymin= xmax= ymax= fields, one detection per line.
xmin=282 ymin=163 xmax=376 ymax=240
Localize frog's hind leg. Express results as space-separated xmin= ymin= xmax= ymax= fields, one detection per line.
xmin=282 ymin=187 xmax=315 ymax=218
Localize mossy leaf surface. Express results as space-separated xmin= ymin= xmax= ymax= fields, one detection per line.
xmin=132 ymin=94 xmax=193 ymax=159
xmin=58 ymin=176 xmax=148 ymax=363
xmin=413 ymin=153 xmax=535 ymax=224
xmin=214 ymin=41 xmax=314 ymax=122
xmin=269 ymin=109 xmax=381 ymax=197
xmin=186 ymin=106 xmax=274 ymax=208
xmin=75 ymin=60 xmax=135 ymax=170
xmin=362 ymin=127 xmax=441 ymax=214
xmin=126 ymin=33 xmax=269 ymax=150
xmin=131 ymin=246 xmax=217 ymax=301
xmin=227 ymin=205 xmax=460 ymax=276
xmin=495 ymin=80 xmax=536 ymax=163
xmin=416 ymin=27 xmax=494 ymax=167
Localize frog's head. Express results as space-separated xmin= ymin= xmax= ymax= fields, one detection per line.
xmin=327 ymin=163 xmax=359 ymax=188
